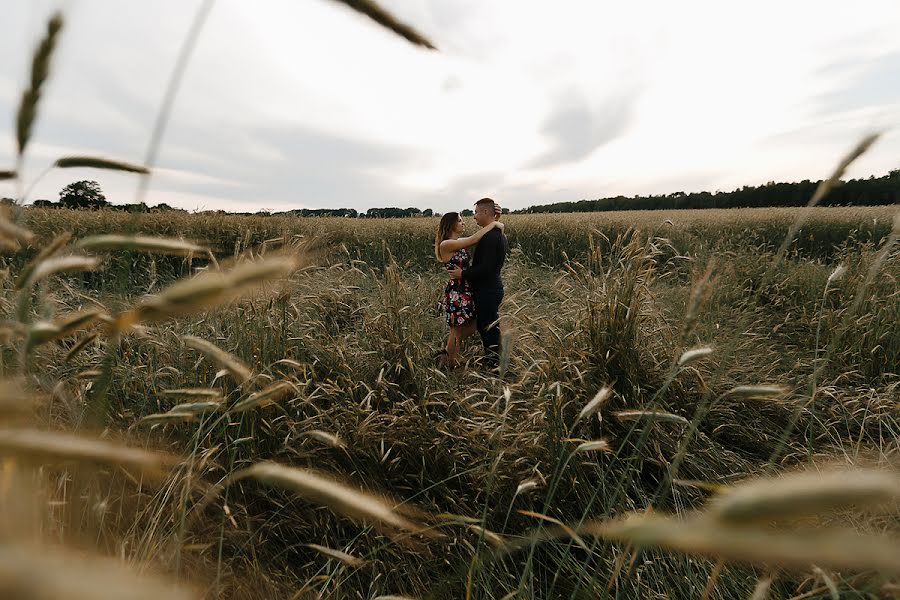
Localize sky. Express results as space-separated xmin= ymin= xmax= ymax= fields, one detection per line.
xmin=1 ymin=0 xmax=900 ymax=213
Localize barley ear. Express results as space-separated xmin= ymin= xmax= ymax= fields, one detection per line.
xmin=330 ymin=0 xmax=436 ymax=49
xmin=54 ymin=156 xmax=150 ymax=174
xmin=16 ymin=12 xmax=64 ymax=156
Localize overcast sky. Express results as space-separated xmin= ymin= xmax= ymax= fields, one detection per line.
xmin=2 ymin=0 xmax=900 ymax=213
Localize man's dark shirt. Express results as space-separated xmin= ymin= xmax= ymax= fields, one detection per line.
xmin=462 ymin=228 xmax=507 ymax=290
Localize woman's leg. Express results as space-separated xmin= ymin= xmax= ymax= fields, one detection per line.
xmin=446 ymin=321 xmax=477 ymax=367
xmin=458 ymin=320 xmax=478 ymax=342
xmin=446 ymin=327 xmax=461 ymax=365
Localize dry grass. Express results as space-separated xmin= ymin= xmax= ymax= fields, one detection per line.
xmin=0 ymin=210 xmax=896 ymax=598
xmin=1 ymin=9 xmax=897 ymax=596
xmin=0 ymin=544 xmax=195 ymax=600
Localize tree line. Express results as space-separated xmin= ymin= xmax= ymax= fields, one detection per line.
xmin=6 ymin=180 xmax=185 ymax=213
xmin=285 ymin=207 xmax=434 ymax=218
xmin=516 ymin=170 xmax=900 ymax=214
xmin=14 ymin=172 xmax=898 ymax=216
xmin=12 ymin=181 xmax=437 ymax=218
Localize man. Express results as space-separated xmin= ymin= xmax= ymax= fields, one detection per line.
xmin=448 ymin=197 xmax=507 ymax=370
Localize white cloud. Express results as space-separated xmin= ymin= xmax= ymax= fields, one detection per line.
xmin=1 ymin=0 xmax=900 ymax=212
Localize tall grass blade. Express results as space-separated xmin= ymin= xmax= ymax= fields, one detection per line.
xmin=678 ymin=347 xmax=713 ymax=367
xmin=580 ymin=513 xmax=900 ymax=573
xmin=123 ymin=255 xmax=301 ymax=324
xmin=305 ymin=543 xmax=366 ymax=568
xmin=574 ymin=386 xmax=611 ymax=424
xmin=709 ymin=469 xmax=900 ymax=524
xmin=15 ymin=232 xmax=72 ymax=289
xmin=230 ymin=382 xmax=294 ymax=412
xmin=15 ymin=12 xmax=63 ymax=156
xmin=181 ymin=335 xmax=252 ymax=385
xmin=26 ymin=310 xmax=102 ymax=350
xmin=613 ymin=410 xmax=689 ymax=425
xmin=76 ymin=234 xmax=204 ymax=256
xmin=236 ymin=462 xmax=430 ymax=535
xmin=0 ymin=210 xmax=35 ymax=248
xmin=330 ymin=0 xmax=436 ymax=49
xmin=161 ymin=388 xmax=224 ymax=401
xmin=20 ymin=255 xmax=100 ymax=290
xmin=0 ymin=543 xmax=196 ymax=600
xmin=54 ymin=156 xmax=149 ymax=173
xmin=0 ymin=427 xmax=176 ymax=480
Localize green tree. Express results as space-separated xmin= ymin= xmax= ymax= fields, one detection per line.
xmin=59 ymin=180 xmax=108 ymax=209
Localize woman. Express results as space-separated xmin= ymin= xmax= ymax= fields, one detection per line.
xmin=434 ymin=212 xmax=505 ymax=368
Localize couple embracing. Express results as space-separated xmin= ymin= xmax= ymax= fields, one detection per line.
xmin=434 ymin=197 xmax=507 ymax=371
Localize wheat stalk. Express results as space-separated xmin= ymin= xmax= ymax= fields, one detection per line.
xmin=161 ymin=388 xmax=224 ymax=401
xmin=120 ymin=255 xmax=301 ymax=325
xmin=613 ymin=410 xmax=689 ymax=425
xmin=19 ymin=255 xmax=100 ymax=290
xmin=168 ymin=401 xmax=221 ymax=414
xmin=574 ymin=385 xmax=612 ymax=424
xmin=15 ymin=13 xmax=63 ymax=156
xmin=304 ymin=543 xmax=366 ymax=568
xmin=54 ymin=155 xmax=150 ymax=173
xmin=0 ymin=543 xmax=196 ymax=600
xmin=0 ymin=378 xmax=35 ymax=416
xmin=64 ymin=332 xmax=98 ymax=363
xmin=574 ymin=439 xmax=612 ymax=453
xmin=25 ymin=310 xmax=103 ymax=350
xmin=709 ymin=469 xmax=900 ymax=524
xmin=181 ymin=335 xmax=252 ymax=385
xmin=0 ymin=209 xmax=35 ymax=248
xmin=139 ymin=412 xmax=197 ymax=426
xmin=0 ymin=427 xmax=176 ymax=481
xmin=76 ymin=234 xmax=205 ymax=256
xmin=231 ymin=461 xmax=431 ymax=535
xmin=677 ymin=346 xmax=714 ymax=367
xmin=15 ymin=232 xmax=73 ymax=289
xmin=301 ymin=429 xmax=346 ymax=449
xmin=580 ymin=512 xmax=900 ymax=573
xmin=230 ymin=381 xmax=293 ymax=412
xmin=330 ymin=0 xmax=436 ymax=49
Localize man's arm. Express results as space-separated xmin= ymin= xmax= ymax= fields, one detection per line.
xmin=459 ymin=234 xmax=501 ymax=285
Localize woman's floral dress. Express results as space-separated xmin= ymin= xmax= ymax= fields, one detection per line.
xmin=444 ymin=248 xmax=475 ymax=327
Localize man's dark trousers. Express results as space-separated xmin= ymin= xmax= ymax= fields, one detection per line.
xmin=462 ymin=226 xmax=507 ymax=370
xmin=475 ymin=287 xmax=503 ymax=368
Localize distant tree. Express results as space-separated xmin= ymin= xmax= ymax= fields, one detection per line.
xmin=422 ymin=208 xmax=433 ymax=217
xmin=59 ymin=180 xmax=108 ymax=209
xmin=461 ymin=209 xmax=473 ymax=217
xmin=366 ymin=207 xmax=422 ymax=218
xmin=295 ymin=208 xmax=358 ymax=218
xmin=115 ymin=202 xmax=149 ymax=213
xmin=149 ymin=203 xmax=185 ymax=213
xmin=1 ymin=197 xmax=15 ymax=206
xmin=32 ymin=199 xmax=56 ymax=208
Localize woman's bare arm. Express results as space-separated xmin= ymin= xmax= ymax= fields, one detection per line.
xmin=439 ymin=221 xmax=504 ymax=257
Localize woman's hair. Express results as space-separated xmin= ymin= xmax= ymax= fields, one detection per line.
xmin=435 ymin=212 xmax=459 ymax=261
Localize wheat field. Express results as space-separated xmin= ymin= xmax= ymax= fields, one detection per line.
xmin=2 ymin=5 xmax=899 ymax=599
xmin=0 ymin=203 xmax=898 ymax=599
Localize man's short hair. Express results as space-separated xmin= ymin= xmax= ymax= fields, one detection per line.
xmin=475 ymin=197 xmax=496 ymax=213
